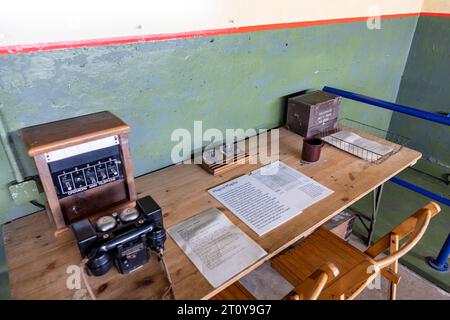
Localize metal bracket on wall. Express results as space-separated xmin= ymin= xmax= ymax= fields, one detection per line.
xmin=0 ymin=107 xmax=43 ymax=205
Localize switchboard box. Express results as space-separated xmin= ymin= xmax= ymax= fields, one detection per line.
xmin=21 ymin=111 xmax=137 ymax=234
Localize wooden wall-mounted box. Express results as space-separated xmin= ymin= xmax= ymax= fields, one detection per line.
xmin=286 ymin=90 xmax=341 ymax=137
xmin=21 ymin=111 xmax=137 ymax=235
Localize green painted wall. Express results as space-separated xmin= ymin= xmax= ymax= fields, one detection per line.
xmin=0 ymin=18 xmax=418 ymax=276
xmin=391 ymin=16 xmax=450 ymax=168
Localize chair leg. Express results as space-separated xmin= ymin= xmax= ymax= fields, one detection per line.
xmin=388 ymin=234 xmax=400 ymax=300
xmin=388 ymin=271 xmax=398 ymax=300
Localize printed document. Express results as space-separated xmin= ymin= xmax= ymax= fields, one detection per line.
xmin=208 ymin=161 xmax=333 ymax=236
xmin=323 ymin=130 xmax=393 ymax=161
xmin=167 ymin=208 xmax=267 ymax=288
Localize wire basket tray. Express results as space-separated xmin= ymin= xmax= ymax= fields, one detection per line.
xmin=316 ymin=118 xmax=410 ymax=164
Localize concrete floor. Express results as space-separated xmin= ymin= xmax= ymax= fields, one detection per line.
xmin=238 ymin=234 xmax=450 ymax=300
xmin=0 ymin=271 xmax=10 ymax=299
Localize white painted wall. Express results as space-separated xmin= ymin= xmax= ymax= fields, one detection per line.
xmin=422 ymin=0 xmax=450 ymax=13
xmin=0 ymin=0 xmax=446 ymax=49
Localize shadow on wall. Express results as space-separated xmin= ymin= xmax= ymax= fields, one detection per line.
xmin=390 ymin=16 xmax=450 ymax=168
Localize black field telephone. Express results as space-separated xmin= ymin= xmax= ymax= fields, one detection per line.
xmin=71 ymin=196 xmax=166 ymax=276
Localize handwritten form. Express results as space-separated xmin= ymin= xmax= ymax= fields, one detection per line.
xmin=167 ymin=208 xmax=267 ymax=288
xmin=209 ymin=161 xmax=333 ymax=236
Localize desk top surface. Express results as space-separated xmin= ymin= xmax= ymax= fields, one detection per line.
xmin=3 ymin=127 xmax=421 ymax=300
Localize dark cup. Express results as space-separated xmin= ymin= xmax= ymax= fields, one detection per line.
xmin=301 ymin=137 xmax=324 ymax=163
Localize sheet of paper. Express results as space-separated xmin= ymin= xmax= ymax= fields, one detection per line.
xmin=208 ymin=161 xmax=333 ymax=236
xmin=323 ymin=130 xmax=393 ymax=161
xmin=167 ymin=208 xmax=267 ymax=288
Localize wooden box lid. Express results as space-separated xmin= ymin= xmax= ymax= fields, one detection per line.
xmin=21 ymin=111 xmax=130 ymax=157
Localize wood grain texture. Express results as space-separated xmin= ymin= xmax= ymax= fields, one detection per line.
xmin=33 ymin=154 xmax=66 ymax=230
xmin=3 ymin=127 xmax=421 ymax=300
xmin=271 ymin=227 xmax=377 ymax=300
xmin=59 ymin=180 xmax=128 ymax=223
xmin=200 ymin=152 xmax=251 ymax=176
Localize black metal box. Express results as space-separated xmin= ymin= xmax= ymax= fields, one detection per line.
xmin=286 ymin=90 xmax=341 ymax=137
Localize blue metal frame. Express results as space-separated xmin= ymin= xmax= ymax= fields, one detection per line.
xmin=321 ymin=85 xmax=450 ymax=207
xmin=323 ymin=86 xmax=450 ymax=126
xmin=390 ymin=177 xmax=450 ymax=206
xmin=322 ymin=86 xmax=450 ymax=271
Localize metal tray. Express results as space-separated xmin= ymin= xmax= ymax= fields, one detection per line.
xmin=316 ymin=118 xmax=410 ymax=164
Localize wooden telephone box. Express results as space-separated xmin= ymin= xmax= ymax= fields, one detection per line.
xmin=21 ymin=111 xmax=137 ymax=234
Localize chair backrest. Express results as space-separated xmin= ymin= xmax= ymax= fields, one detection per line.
xmin=320 ymin=258 xmax=378 ymax=300
xmin=366 ymin=201 xmax=441 ymax=269
xmin=322 ymin=202 xmax=440 ymax=300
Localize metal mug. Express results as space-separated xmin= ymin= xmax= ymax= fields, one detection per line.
xmin=301 ymin=137 xmax=324 ymax=162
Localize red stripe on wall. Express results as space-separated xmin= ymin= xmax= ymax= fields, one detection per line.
xmin=0 ymin=12 xmax=448 ymax=55
xmin=420 ymin=12 xmax=450 ymax=17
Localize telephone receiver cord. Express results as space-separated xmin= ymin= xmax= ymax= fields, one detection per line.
xmin=80 ymin=259 xmax=97 ymax=300
xmin=158 ymin=249 xmax=175 ymax=300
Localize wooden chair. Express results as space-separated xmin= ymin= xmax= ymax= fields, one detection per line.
xmin=272 ymin=201 xmax=440 ymax=300
xmin=212 ymin=202 xmax=440 ymax=300
xmin=285 ymin=262 xmax=340 ymax=300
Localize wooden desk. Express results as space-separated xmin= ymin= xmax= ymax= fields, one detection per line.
xmin=3 ymin=128 xmax=421 ymax=299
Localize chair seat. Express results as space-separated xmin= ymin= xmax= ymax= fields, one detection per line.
xmin=271 ymin=227 xmax=371 ymax=299
xmin=212 ymin=227 xmax=369 ymax=300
